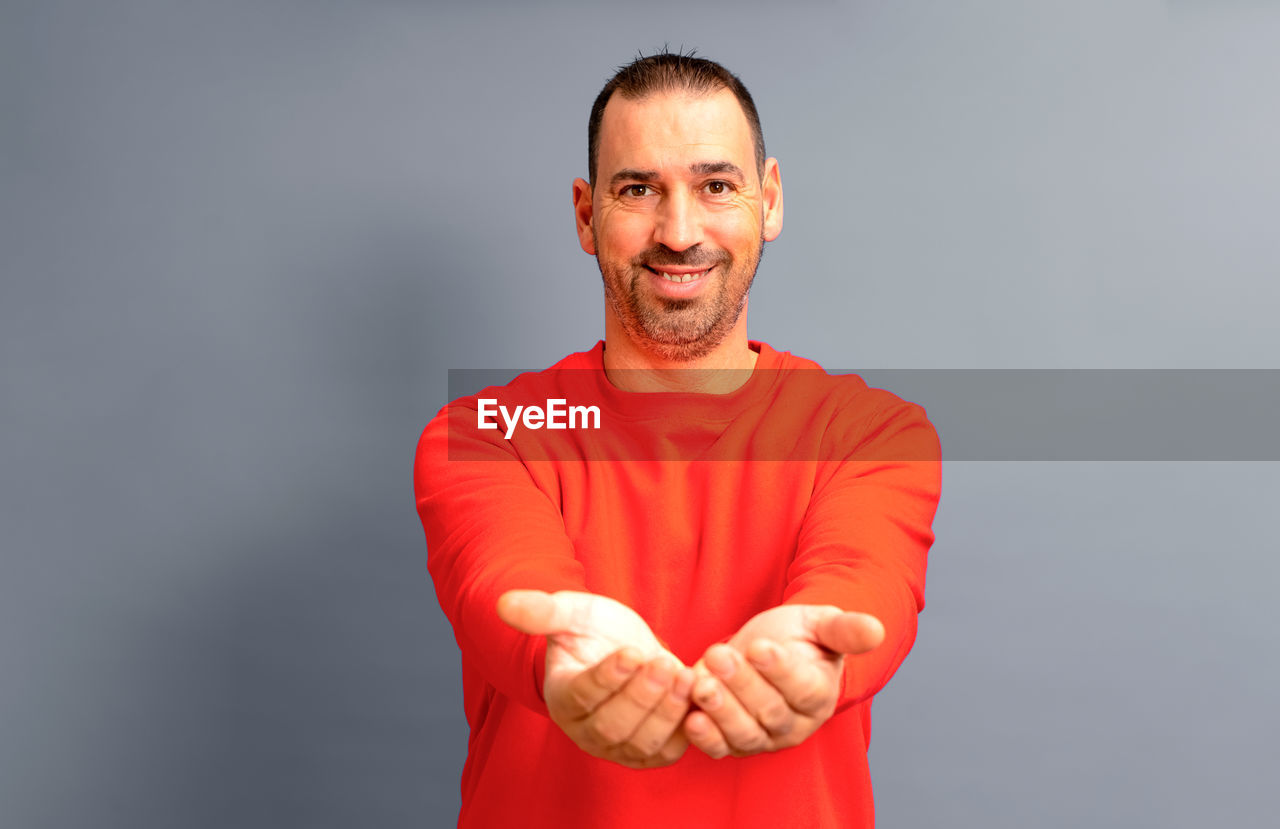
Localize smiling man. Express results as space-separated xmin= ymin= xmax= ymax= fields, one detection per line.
xmin=579 ymin=79 xmax=777 ymax=367
xmin=415 ymin=51 xmax=941 ymax=828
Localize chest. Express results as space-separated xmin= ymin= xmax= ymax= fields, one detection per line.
xmin=544 ymin=461 xmax=819 ymax=660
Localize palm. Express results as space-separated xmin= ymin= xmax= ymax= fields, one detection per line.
xmin=539 ymin=592 xmax=669 ymax=687
xmin=681 ymin=604 xmax=886 ymax=759
xmin=497 ymin=590 xmax=693 ymax=768
xmin=728 ymin=607 xmax=841 ymax=677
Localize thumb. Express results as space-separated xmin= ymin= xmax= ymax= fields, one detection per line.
xmin=496 ymin=589 xmax=580 ymax=636
xmin=810 ymin=608 xmax=885 ymax=655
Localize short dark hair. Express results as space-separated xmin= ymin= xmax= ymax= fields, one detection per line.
xmin=587 ymin=49 xmax=766 ymax=187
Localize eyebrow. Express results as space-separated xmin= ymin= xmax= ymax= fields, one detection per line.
xmin=689 ymin=161 xmax=746 ymax=181
xmin=608 ymin=161 xmax=748 ymax=190
xmin=609 ymin=168 xmax=660 ymax=189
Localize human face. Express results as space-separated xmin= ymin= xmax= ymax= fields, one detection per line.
xmin=573 ymin=88 xmax=783 ymax=362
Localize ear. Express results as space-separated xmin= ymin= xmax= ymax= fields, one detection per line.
xmin=761 ymin=157 xmax=784 ymax=242
xmin=572 ymin=177 xmax=596 ymax=255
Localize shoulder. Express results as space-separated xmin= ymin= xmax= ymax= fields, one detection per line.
xmin=414 ymin=342 xmax=604 ymax=466
xmin=430 ymin=342 xmax=603 ymax=417
xmin=757 ymin=342 xmax=938 ymax=460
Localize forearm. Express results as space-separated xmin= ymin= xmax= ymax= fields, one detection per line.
xmin=783 ymin=557 xmax=923 ymax=709
xmin=784 ymin=399 xmax=941 ymax=708
xmin=415 ymin=402 xmax=587 ymax=712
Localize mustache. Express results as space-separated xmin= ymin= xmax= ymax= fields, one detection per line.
xmin=635 ymin=245 xmax=728 ymax=269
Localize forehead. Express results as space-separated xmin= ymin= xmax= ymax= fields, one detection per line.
xmin=596 ymin=88 xmax=754 ymax=175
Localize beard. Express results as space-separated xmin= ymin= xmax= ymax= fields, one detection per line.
xmin=596 ymin=238 xmax=764 ymax=362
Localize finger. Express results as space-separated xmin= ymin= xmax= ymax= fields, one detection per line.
xmin=496 ymin=590 xmax=579 ymax=636
xmin=619 ymin=724 xmax=691 ymax=769
xmin=690 ymin=674 xmax=771 ymax=755
xmin=586 ymin=655 xmax=679 ymax=747
xmin=808 ymin=608 xmax=885 ymax=655
xmin=652 ymin=725 xmax=690 ymax=766
xmin=622 ymin=666 xmax=695 ymax=758
xmin=744 ymin=638 xmax=835 ymax=716
xmin=683 ymin=709 xmax=731 ymax=760
xmin=556 ymin=646 xmax=643 ymax=719
xmin=703 ymin=645 xmax=795 ymax=737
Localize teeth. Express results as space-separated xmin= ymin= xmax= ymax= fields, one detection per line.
xmin=658 ymin=270 xmax=705 ymax=283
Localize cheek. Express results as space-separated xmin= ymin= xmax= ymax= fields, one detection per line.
xmin=711 ymin=209 xmax=763 ymax=250
xmin=597 ymin=214 xmax=652 ymax=256
xmin=715 ymin=199 xmax=762 ymax=225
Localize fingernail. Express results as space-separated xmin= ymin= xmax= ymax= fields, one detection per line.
xmin=707 ymin=647 xmax=736 ymax=679
xmin=672 ymin=669 xmax=694 ymax=700
xmin=617 ymin=650 xmax=639 ymax=674
xmin=749 ymin=641 xmax=777 ymax=668
xmin=645 ymin=657 xmax=674 ymax=689
xmin=696 ymin=681 xmax=721 ymax=710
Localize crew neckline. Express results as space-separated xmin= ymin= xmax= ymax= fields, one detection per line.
xmin=573 ymin=340 xmax=788 ymax=421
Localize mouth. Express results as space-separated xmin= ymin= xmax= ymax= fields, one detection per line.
xmin=642 ymin=264 xmax=715 ymax=300
xmin=645 ymin=266 xmax=713 ymax=283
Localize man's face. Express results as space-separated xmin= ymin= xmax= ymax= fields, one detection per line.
xmin=573 ymin=88 xmax=783 ymax=361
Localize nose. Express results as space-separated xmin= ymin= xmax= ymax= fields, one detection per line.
xmin=652 ymin=189 xmax=702 ymax=252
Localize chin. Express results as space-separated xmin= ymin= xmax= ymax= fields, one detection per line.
xmin=641 ymin=337 xmax=720 ymax=362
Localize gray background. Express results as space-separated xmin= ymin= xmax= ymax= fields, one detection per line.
xmin=3 ymin=0 xmax=1277 ymax=827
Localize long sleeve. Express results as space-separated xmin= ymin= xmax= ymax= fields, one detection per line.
xmin=415 ymin=345 xmax=936 ymax=829
xmin=414 ymin=398 xmax=588 ymax=714
xmin=782 ymin=392 xmax=941 ymax=711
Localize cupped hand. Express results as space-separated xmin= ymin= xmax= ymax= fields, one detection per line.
xmin=683 ymin=604 xmax=884 ymax=759
xmin=497 ymin=589 xmax=695 ymax=768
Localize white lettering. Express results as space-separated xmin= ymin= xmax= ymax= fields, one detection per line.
xmin=477 ymin=399 xmax=499 ymax=430
xmin=500 ymin=405 xmax=523 ymax=440
xmin=480 ymin=398 xmax=601 ymax=439
xmin=545 ymin=398 xmax=566 ymax=430
xmin=569 ymin=404 xmax=601 ymax=430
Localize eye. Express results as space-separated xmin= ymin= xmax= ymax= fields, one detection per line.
xmin=704 ymin=180 xmax=733 ymax=196
xmin=622 ymin=184 xmax=651 ymax=198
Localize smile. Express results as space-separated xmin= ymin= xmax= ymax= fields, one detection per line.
xmin=647 ymin=267 xmax=711 ymax=283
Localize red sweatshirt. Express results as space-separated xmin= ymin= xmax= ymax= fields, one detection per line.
xmin=414 ymin=341 xmax=940 ymax=828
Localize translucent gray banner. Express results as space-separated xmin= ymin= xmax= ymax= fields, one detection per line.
xmin=447 ymin=369 xmax=1280 ymax=460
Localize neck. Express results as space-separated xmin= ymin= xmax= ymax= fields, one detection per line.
xmin=602 ymin=316 xmax=759 ymax=394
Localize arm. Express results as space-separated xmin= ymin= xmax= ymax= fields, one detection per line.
xmin=783 ymin=396 xmax=941 ymax=709
xmin=416 ymin=402 xmax=694 ymax=765
xmin=415 ymin=399 xmax=587 ymax=713
xmin=684 ymin=397 xmax=941 ymax=757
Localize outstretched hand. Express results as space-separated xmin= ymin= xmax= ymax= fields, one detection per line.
xmin=497 ymin=590 xmax=695 ymax=768
xmin=683 ymin=605 xmax=885 ymax=759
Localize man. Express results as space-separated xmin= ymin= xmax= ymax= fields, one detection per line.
xmin=415 ymin=51 xmax=940 ymax=827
